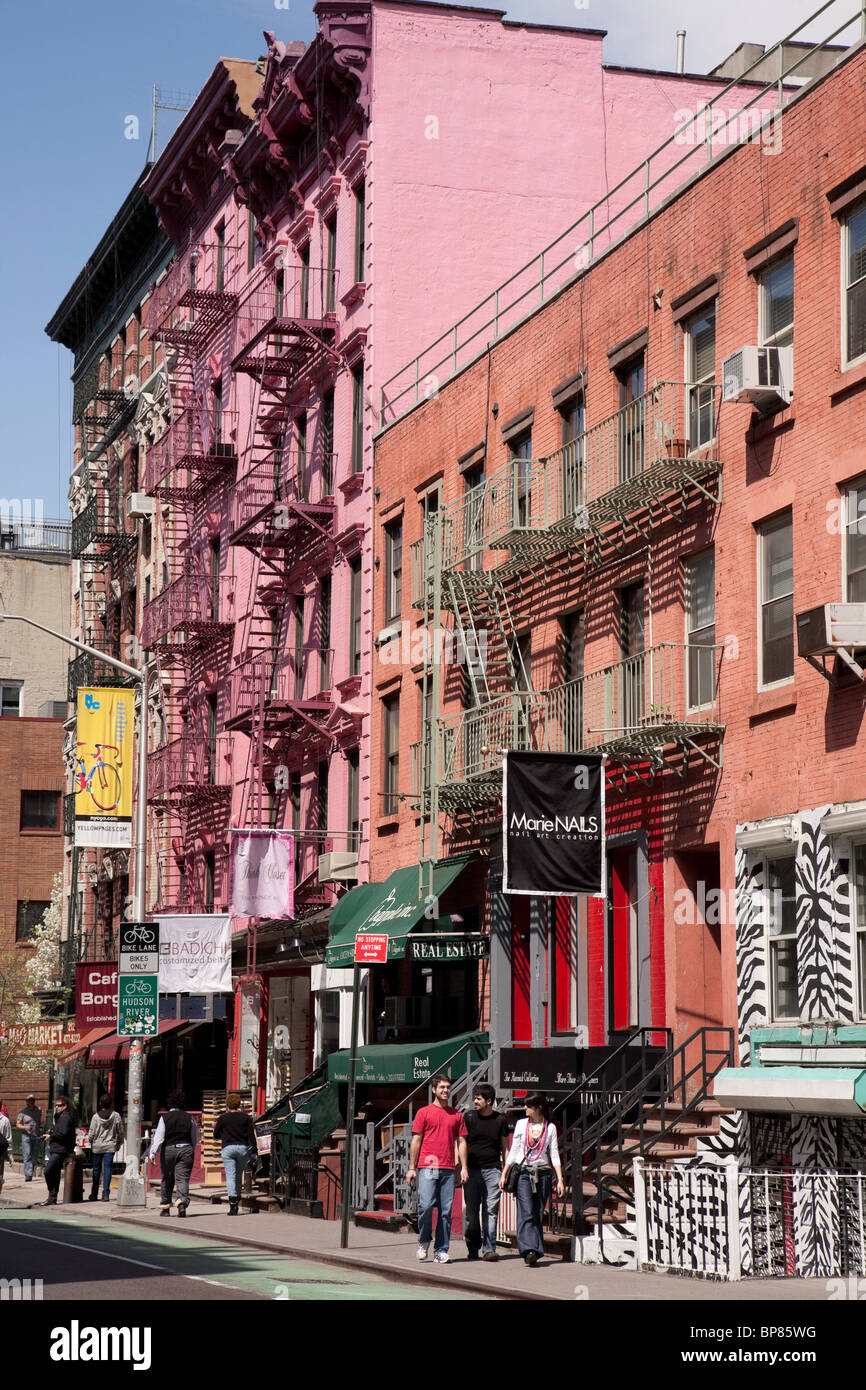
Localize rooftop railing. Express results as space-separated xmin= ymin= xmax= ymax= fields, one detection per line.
xmin=0 ymin=519 xmax=72 ymax=555
xmin=380 ymin=0 xmax=864 ymax=428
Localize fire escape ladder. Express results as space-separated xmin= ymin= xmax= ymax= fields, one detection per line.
xmin=444 ymin=572 xmax=491 ymax=707
xmin=489 ymin=577 xmax=533 ymax=742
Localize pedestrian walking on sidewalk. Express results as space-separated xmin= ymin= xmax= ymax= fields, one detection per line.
xmin=16 ymin=1094 xmax=42 ymax=1182
xmin=148 ymin=1091 xmax=198 ymax=1217
xmin=36 ymin=1095 xmax=75 ymax=1206
xmin=214 ymin=1092 xmax=256 ymax=1216
xmin=463 ymin=1084 xmax=510 ymax=1262
xmin=407 ymin=1074 xmax=468 ymax=1265
xmin=0 ymin=1103 xmax=12 ymax=1197
xmin=87 ymin=1095 xmax=123 ymax=1202
xmin=500 ymin=1093 xmax=565 ymax=1267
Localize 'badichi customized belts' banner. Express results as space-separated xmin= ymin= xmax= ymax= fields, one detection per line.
xmin=157 ymin=915 xmax=232 ymax=994
xmin=75 ymin=687 xmax=134 ymax=847
xmin=503 ymin=751 xmax=606 ymax=897
xmin=229 ymin=831 xmax=295 ymax=920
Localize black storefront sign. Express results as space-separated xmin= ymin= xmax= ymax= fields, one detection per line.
xmin=502 ymin=751 xmax=605 ymax=896
xmin=499 ymin=1045 xmax=666 ymax=1102
xmin=407 ymin=935 xmax=490 ymax=962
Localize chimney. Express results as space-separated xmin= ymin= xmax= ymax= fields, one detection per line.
xmin=676 ymin=30 xmax=686 ymax=74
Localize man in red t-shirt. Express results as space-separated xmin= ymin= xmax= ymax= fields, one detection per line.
xmin=408 ymin=1074 xmax=468 ymax=1264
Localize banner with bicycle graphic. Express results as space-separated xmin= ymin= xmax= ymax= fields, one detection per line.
xmin=75 ymin=687 xmax=134 ymax=847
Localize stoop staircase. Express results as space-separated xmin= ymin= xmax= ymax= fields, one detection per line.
xmin=562 ymin=1027 xmax=735 ymax=1267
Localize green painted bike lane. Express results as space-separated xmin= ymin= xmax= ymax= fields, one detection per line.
xmin=0 ymin=1209 xmax=493 ymax=1301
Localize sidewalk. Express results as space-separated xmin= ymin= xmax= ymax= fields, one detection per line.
xmin=0 ymin=1164 xmax=830 ymax=1301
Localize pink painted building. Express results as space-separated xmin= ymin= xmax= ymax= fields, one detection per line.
xmin=139 ymin=1 xmax=776 ymax=1108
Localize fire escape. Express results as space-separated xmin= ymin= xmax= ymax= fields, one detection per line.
xmin=228 ymin=263 xmax=346 ymax=913
xmin=142 ymin=240 xmax=239 ymax=913
xmin=411 ymin=381 xmax=726 ymax=818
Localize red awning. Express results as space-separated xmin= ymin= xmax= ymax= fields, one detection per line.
xmin=87 ymin=1017 xmax=188 ymax=1066
xmin=58 ymin=1026 xmax=117 ymax=1064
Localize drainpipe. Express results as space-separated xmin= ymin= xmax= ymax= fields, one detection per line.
xmin=676 ymin=31 xmax=686 ymax=74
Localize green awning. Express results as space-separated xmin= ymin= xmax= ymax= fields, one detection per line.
xmin=327 ymin=1030 xmax=489 ymax=1086
xmin=325 ymin=857 xmax=474 ymax=968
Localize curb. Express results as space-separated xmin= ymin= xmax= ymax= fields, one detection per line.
xmin=109 ymin=1211 xmax=552 ymax=1301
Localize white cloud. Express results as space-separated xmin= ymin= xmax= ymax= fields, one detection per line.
xmin=500 ymin=0 xmax=859 ymax=73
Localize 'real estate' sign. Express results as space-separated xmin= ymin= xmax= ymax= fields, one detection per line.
xmin=503 ymin=750 xmax=606 ymax=897
xmin=408 ymin=935 xmax=490 ymax=962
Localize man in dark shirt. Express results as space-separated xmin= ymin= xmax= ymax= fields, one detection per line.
xmin=36 ymin=1095 xmax=75 ymax=1206
xmin=463 ymin=1084 xmax=509 ymax=1261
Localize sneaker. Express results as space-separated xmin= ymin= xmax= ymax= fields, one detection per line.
xmin=159 ymin=1205 xmax=171 ymax=1217
xmin=176 ymin=1203 xmax=187 ymax=1218
xmin=416 ymin=1245 xmax=429 ymax=1261
xmin=433 ymin=1251 xmax=450 ymax=1264
xmin=525 ymin=1250 xmax=539 ymax=1267
xmin=482 ymin=1250 xmax=499 ymax=1262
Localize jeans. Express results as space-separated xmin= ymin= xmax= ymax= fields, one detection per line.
xmin=22 ymin=1132 xmax=40 ymax=1178
xmin=515 ymin=1167 xmax=552 ymax=1257
xmin=91 ymin=1150 xmax=113 ymax=1197
xmin=417 ymin=1167 xmax=456 ymax=1254
xmin=160 ymin=1145 xmax=194 ymax=1208
xmin=464 ymin=1168 xmax=501 ymax=1254
xmin=221 ymin=1144 xmax=248 ymax=1199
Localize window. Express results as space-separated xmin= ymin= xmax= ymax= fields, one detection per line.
xmin=321 ymin=389 xmax=334 ymax=495
xmin=560 ymin=610 xmax=584 ymax=749
xmin=320 ymin=575 xmax=332 ymax=690
xmin=463 ymin=463 xmax=485 ymax=572
xmin=385 ymin=519 xmax=402 ymax=622
xmin=294 ymin=595 xmax=305 ymax=700
xmin=685 ymin=549 xmax=716 ymax=709
xmin=619 ymin=582 xmax=645 ymax=727
xmin=766 ymin=856 xmax=798 ymax=1020
xmin=1 ymin=681 xmax=22 ymax=717
xmin=247 ymin=209 xmax=257 ymax=274
xmin=351 ymin=365 xmax=364 ymax=474
xmin=16 ymin=900 xmax=49 ymax=941
xmin=290 ymin=771 xmax=301 ymax=878
xmin=843 ymin=203 xmax=866 ymax=366
xmin=758 ymin=512 xmax=794 ymax=686
xmin=317 ymin=759 xmax=329 ymax=834
xmin=845 ymin=476 xmax=866 ymax=601
xmin=325 ymin=216 xmax=337 ymax=312
xmin=383 ymin=694 xmax=400 ymax=815
xmin=215 ymin=221 xmax=226 ymax=294
xmin=204 ymin=852 xmax=215 ymax=913
xmin=20 ymin=791 xmax=60 ymax=832
xmin=354 ymin=179 xmax=366 ymax=283
xmin=510 ymin=430 xmax=532 ymax=527
xmin=347 ymin=747 xmax=360 ymax=839
xmin=560 ymin=394 xmax=585 ymax=515
xmin=685 ymin=304 xmax=716 ymax=448
xmin=299 ymin=242 xmax=310 ymax=318
xmin=854 ymin=844 xmax=866 ymax=1017
xmin=296 ymin=412 xmax=307 ymax=500
xmin=510 ymin=631 xmax=532 ymax=691
xmin=207 ymin=695 xmax=218 ymax=782
xmin=209 ymin=539 xmax=221 ymax=619
xmin=616 ymin=357 xmax=645 ymax=483
xmin=759 ymin=256 xmax=794 ymax=348
xmin=349 ymin=555 xmax=362 ymax=676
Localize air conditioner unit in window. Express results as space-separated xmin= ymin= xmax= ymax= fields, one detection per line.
xmin=384 ymin=996 xmax=432 ymax=1030
xmin=797 ymin=602 xmax=866 ymax=683
xmin=126 ymin=493 xmax=156 ymax=520
xmin=722 ymin=345 xmax=793 ymax=410
xmin=318 ymin=851 xmax=359 ymax=884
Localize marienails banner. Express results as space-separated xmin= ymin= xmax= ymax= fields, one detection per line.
xmin=502 ymin=751 xmax=606 ymax=896
xmin=75 ymin=687 xmax=134 ymax=848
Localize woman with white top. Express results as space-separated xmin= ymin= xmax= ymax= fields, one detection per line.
xmin=499 ymin=1092 xmax=565 ymax=1266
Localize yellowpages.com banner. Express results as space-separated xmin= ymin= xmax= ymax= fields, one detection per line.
xmin=75 ymin=687 xmax=134 ymax=847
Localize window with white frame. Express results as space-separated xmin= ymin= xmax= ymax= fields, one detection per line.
xmin=685 ymin=548 xmax=716 ymax=710
xmin=854 ymin=844 xmax=866 ymax=1018
xmin=759 ymin=256 xmax=794 ymax=348
xmin=685 ymin=303 xmax=716 ymax=448
xmin=765 ymin=855 xmax=798 ymax=1021
xmin=757 ymin=512 xmax=794 ymax=687
xmin=844 ymin=476 xmax=866 ymax=602
xmin=842 ymin=201 xmax=866 ymax=368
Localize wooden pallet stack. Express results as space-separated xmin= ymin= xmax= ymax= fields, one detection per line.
xmin=200 ymin=1089 xmax=253 ymax=1187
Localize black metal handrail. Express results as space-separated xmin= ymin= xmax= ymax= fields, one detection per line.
xmin=570 ymin=1026 xmax=734 ymax=1249
xmin=550 ymin=1027 xmax=671 ymax=1119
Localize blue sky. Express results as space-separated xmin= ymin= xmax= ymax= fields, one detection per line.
xmin=0 ymin=0 xmax=831 ymax=520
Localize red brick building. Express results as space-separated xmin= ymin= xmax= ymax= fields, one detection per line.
xmin=371 ymin=28 xmax=866 ymax=1263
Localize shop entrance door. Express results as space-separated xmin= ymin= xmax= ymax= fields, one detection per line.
xmin=267 ymin=974 xmax=310 ymax=1107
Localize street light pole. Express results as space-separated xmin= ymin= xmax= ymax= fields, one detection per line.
xmin=0 ymin=614 xmax=150 ymax=1207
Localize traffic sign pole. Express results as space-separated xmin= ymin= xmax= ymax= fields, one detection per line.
xmin=339 ymin=961 xmax=363 ymax=1250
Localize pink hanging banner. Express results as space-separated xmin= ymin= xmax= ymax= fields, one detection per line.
xmin=230 ymin=832 xmax=295 ymax=919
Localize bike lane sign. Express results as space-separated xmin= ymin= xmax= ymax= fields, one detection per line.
xmin=118 ymin=923 xmax=159 ymax=1036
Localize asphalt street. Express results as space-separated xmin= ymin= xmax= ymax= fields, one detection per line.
xmin=0 ymin=1209 xmax=493 ymax=1301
